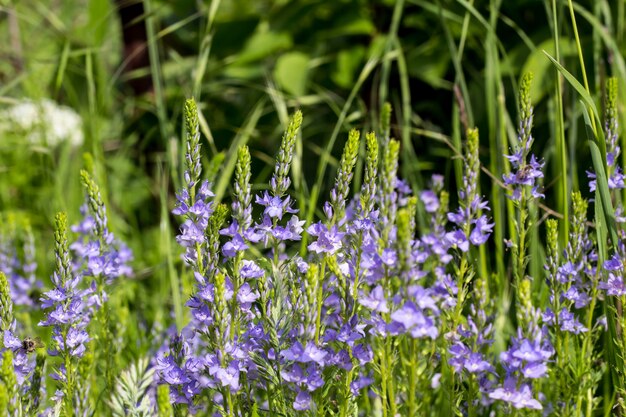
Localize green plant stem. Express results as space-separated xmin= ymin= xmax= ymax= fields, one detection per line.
xmin=144 ymin=0 xmax=175 ymax=187
xmin=567 ymin=0 xmax=598 ymax=134
xmin=314 ymin=258 xmax=327 ymax=344
xmin=380 ymin=341 xmax=388 ymax=417
xmin=408 ymin=339 xmax=417 ymax=416
xmin=552 ymin=0 xmax=570 ymax=242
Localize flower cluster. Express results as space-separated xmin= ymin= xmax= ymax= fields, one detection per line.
xmin=39 ymin=213 xmax=91 ymax=362
xmin=7 ymin=80 xmax=626 ymax=416
xmin=588 ymin=77 xmax=625 ymax=192
xmin=544 ymin=193 xmax=594 ymax=334
xmin=0 ymin=222 xmax=42 ymax=307
xmin=503 ymin=73 xmax=545 ymax=201
xmin=488 ymin=280 xmax=554 ymax=410
xmin=72 ymin=170 xmax=133 ymax=292
xmin=0 ymin=98 xmax=84 ymax=147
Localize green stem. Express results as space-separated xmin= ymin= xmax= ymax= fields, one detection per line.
xmin=314 ymin=259 xmax=327 ymax=344
xmin=567 ymin=0 xmax=597 ymax=135
xmin=380 ymin=343 xmax=388 ymax=417
xmin=408 ymin=339 xmax=417 ymax=416
xmin=551 ymin=0 xmax=569 ymax=242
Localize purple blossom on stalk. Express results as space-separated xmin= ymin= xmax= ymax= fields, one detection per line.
xmin=447 ymin=276 xmax=496 ymax=411
xmin=491 ymin=280 xmax=552 ymax=411
xmin=251 ymin=114 xmax=304 ymax=249
xmin=588 ymin=78 xmax=624 ymax=193
xmin=39 ymin=213 xmax=91 ymax=358
xmin=255 ymin=192 xmax=297 ymax=220
xmin=2 ymin=330 xmax=34 ymax=384
xmin=544 ymin=194 xmax=595 ymax=339
xmin=388 ymin=301 xmax=438 ymax=339
xmin=39 ymin=213 xmax=91 ymax=414
xmin=72 ymin=171 xmax=133 ymax=310
xmin=0 ymin=225 xmax=42 ymax=307
xmin=293 ymin=390 xmax=312 ymax=411
xmin=503 ymin=73 xmax=544 ymax=203
xmin=307 ymin=223 xmax=344 ymax=254
xmin=447 ymin=128 xmax=493 ymax=252
xmin=488 ymin=377 xmax=542 ymax=410
xmin=1 ymin=270 xmax=36 ymax=386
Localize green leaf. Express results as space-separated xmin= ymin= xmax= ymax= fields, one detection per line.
xmin=582 ymin=104 xmax=617 ymax=248
xmin=273 ymin=52 xmax=310 ymax=96
xmin=543 ymin=51 xmax=600 ymax=122
xmin=520 ymin=39 xmax=576 ymax=102
xmin=332 ymin=46 xmax=365 ymax=89
xmin=235 ymin=27 xmax=293 ymax=65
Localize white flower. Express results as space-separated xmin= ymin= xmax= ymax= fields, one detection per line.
xmin=1 ymin=98 xmax=83 ymax=147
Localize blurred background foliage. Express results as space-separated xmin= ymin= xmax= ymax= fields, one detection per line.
xmin=1 ymin=0 xmax=625 ymax=326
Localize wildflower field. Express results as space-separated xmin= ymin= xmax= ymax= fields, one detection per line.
xmin=3 ymin=0 xmax=626 ymax=416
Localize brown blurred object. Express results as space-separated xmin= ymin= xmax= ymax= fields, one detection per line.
xmin=115 ymin=0 xmax=152 ymax=95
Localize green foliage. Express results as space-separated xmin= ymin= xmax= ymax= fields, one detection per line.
xmin=108 ymin=358 xmax=155 ymax=417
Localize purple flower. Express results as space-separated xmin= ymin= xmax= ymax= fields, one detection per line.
xmin=237 ymin=283 xmax=259 ymax=308
xmin=604 ymin=253 xmax=622 ymax=271
xmin=307 ymin=223 xmax=345 ymax=254
xmin=464 ymin=353 xmax=492 ymax=374
xmin=239 ymin=260 xmax=263 ymax=279
xmin=283 ymin=342 xmax=327 ymax=367
xmin=420 ymin=190 xmax=439 ymax=213
xmin=293 ymin=390 xmax=312 ymax=411
xmin=350 ymin=375 xmax=374 ymax=396
xmin=255 ymin=192 xmax=297 ymax=220
xmin=222 ymin=234 xmax=248 ymax=258
xmin=445 ymin=229 xmax=469 ymax=252
xmin=214 ymin=362 xmax=240 ymax=392
xmin=489 ymin=377 xmax=542 ymax=410
xmin=359 ymin=285 xmax=388 ymax=313
xmin=599 ymin=273 xmax=626 ymax=296
xmin=389 ymin=302 xmax=438 ymax=339
xmin=352 ymin=344 xmax=373 ymax=365
xmin=469 ymin=215 xmax=494 ymax=246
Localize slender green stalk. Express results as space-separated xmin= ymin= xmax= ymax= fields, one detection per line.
xmin=567 ymin=0 xmax=598 ymax=135
xmin=144 ymin=0 xmax=176 ymax=189
xmin=552 ymin=0 xmax=570 ymax=243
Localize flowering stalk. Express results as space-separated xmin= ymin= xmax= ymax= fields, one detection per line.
xmin=233 ymin=145 xmax=252 ymax=232
xmin=0 ymin=351 xmax=17 ymax=416
xmin=0 ymin=272 xmax=12 ymax=346
xmin=378 ymin=139 xmax=400 ymax=417
xmin=351 ymin=132 xmax=379 ymax=318
xmin=271 ymin=110 xmax=303 ymax=198
xmin=156 ymin=384 xmax=173 ymax=417
xmin=330 ymin=129 xmax=360 ymax=227
xmin=504 ymin=73 xmax=543 ymax=291
xmin=79 ymin=169 xmax=116 ymax=391
xmin=40 ymin=212 xmax=91 ymax=417
xmin=327 ymin=129 xmax=361 ymax=417
xmin=25 ymin=353 xmax=46 ymax=416
xmin=450 ymin=127 xmax=490 ymax=322
xmin=0 ymin=382 xmax=7 ymax=417
xmin=439 ymin=127 xmax=493 ymax=415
